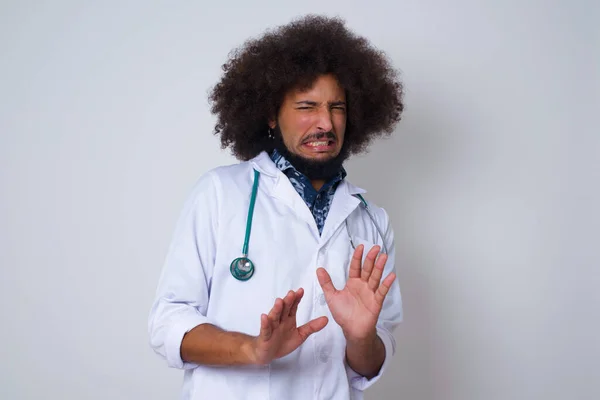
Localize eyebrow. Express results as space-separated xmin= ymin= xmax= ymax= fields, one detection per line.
xmin=294 ymin=101 xmax=346 ymax=106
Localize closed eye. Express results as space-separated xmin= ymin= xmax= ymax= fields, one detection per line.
xmin=330 ymin=101 xmax=346 ymax=111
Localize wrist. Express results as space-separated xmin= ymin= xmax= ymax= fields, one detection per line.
xmin=344 ymin=328 xmax=378 ymax=346
xmin=241 ymin=336 xmax=260 ymax=365
xmin=345 ymin=330 xmax=385 ymax=379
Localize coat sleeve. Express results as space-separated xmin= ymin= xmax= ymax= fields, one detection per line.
xmin=347 ymin=207 xmax=403 ymax=390
xmin=148 ymin=171 xmax=220 ymax=369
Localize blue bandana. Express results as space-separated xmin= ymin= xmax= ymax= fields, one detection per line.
xmin=269 ymin=149 xmax=346 ymax=235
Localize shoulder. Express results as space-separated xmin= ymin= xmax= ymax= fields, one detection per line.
xmin=362 ymin=197 xmax=391 ymax=230
xmin=344 ymin=179 xmax=391 ymax=229
xmin=197 ymin=160 xmax=254 ymax=189
xmin=184 ymin=160 xmax=253 ymax=208
xmin=210 ymin=160 xmax=253 ymax=181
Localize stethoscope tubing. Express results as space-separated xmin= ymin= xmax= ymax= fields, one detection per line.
xmin=241 ymin=169 xmax=260 ymax=257
xmin=233 ymin=169 xmax=388 ymax=281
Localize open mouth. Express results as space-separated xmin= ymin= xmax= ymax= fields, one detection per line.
xmin=302 ymin=139 xmax=336 ymax=152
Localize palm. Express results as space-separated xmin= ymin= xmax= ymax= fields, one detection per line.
xmin=317 ymin=244 xmax=396 ymax=341
xmin=327 ymin=278 xmax=379 ymax=331
xmin=256 ymin=310 xmax=308 ymax=360
xmin=252 ymin=288 xmax=328 ymax=365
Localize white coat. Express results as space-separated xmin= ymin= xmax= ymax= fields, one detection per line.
xmin=148 ymin=151 xmax=403 ymax=400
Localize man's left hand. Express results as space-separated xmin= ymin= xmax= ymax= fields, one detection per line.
xmin=316 ymin=244 xmax=396 ymax=342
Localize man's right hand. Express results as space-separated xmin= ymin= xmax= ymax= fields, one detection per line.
xmin=245 ymin=288 xmax=329 ymax=365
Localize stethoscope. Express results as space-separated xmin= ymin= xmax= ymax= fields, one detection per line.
xmin=230 ymin=169 xmax=388 ymax=281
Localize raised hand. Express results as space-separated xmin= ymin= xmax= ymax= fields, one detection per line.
xmin=249 ymin=288 xmax=328 ymax=365
xmin=316 ymin=244 xmax=396 ymax=341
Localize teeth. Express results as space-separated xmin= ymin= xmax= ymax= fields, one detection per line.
xmin=306 ymin=141 xmax=329 ymax=146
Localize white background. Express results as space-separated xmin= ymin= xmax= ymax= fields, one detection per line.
xmin=1 ymin=1 xmax=598 ymax=399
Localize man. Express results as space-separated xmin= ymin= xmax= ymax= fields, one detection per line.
xmin=148 ymin=14 xmax=404 ymax=400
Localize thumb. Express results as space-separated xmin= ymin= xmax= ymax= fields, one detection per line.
xmin=316 ymin=267 xmax=337 ymax=295
xmin=297 ymin=316 xmax=328 ymax=341
xmin=259 ymin=313 xmax=272 ymax=340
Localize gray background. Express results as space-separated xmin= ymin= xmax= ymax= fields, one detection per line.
xmin=1 ymin=1 xmax=598 ymax=399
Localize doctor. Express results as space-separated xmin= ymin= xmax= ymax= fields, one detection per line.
xmin=148 ymin=15 xmax=404 ymax=400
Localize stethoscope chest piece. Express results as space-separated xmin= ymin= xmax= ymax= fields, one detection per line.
xmin=230 ymin=257 xmax=255 ymax=281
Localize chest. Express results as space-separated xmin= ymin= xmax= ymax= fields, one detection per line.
xmin=204 ymin=178 xmax=381 ymax=334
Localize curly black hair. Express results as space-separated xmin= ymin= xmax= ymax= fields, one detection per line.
xmin=208 ymin=14 xmax=404 ymax=161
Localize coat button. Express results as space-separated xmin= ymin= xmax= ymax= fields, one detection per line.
xmin=319 ymin=350 xmax=329 ymax=363
xmin=319 ymin=293 xmax=326 ymax=305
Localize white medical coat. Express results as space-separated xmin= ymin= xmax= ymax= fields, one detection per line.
xmin=148 ymin=151 xmax=403 ymax=400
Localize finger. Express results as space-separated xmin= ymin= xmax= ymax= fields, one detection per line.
xmin=368 ymin=253 xmax=388 ymax=291
xmin=316 ymin=268 xmax=337 ymax=295
xmin=281 ymin=290 xmax=295 ymax=319
xmin=348 ymin=245 xmax=364 ymax=279
xmin=297 ymin=316 xmax=328 ymax=341
xmin=289 ymin=288 xmax=304 ymax=317
xmin=268 ymin=298 xmax=284 ymax=327
xmin=259 ymin=313 xmax=272 ymax=340
xmin=374 ymin=272 xmax=397 ymax=305
xmin=360 ymin=245 xmax=381 ymax=282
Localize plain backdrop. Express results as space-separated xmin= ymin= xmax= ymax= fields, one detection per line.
xmin=1 ymin=1 xmax=598 ymax=399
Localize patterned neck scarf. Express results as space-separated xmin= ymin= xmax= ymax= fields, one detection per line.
xmin=269 ymin=149 xmax=347 ymax=235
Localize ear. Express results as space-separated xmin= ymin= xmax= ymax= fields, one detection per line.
xmin=268 ymin=119 xmax=277 ymax=129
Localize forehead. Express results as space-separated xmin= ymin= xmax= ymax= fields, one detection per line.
xmin=287 ymin=74 xmax=345 ymax=100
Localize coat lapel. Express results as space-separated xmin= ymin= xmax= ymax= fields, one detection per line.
xmin=319 ymin=179 xmax=366 ymax=246
xmin=250 ymin=152 xmax=320 ymax=237
xmin=249 ymin=151 xmax=368 ymax=244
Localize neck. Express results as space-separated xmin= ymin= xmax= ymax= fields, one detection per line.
xmin=311 ymin=179 xmax=326 ymax=191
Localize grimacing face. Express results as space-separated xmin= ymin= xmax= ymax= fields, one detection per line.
xmin=269 ymin=74 xmax=347 ymax=164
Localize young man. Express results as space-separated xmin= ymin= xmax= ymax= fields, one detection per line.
xmin=149 ymin=14 xmax=404 ymax=400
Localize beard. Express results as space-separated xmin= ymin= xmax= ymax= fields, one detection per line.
xmin=272 ymin=126 xmax=350 ymax=181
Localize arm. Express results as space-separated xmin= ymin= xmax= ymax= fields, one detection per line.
xmin=345 ymin=331 xmax=386 ymax=379
xmin=346 ymin=210 xmax=403 ymax=388
xmin=148 ymin=172 xmax=220 ymax=369
xmin=149 ymin=172 xmax=327 ymax=368
xmin=317 ymin=209 xmax=402 ymax=388
xmin=316 ymin=244 xmax=396 ymax=374
xmin=180 ymin=323 xmax=256 ymax=366
xmin=179 ymin=289 xmax=328 ymax=367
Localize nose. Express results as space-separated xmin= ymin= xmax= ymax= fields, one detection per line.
xmin=315 ymin=107 xmax=333 ymax=133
